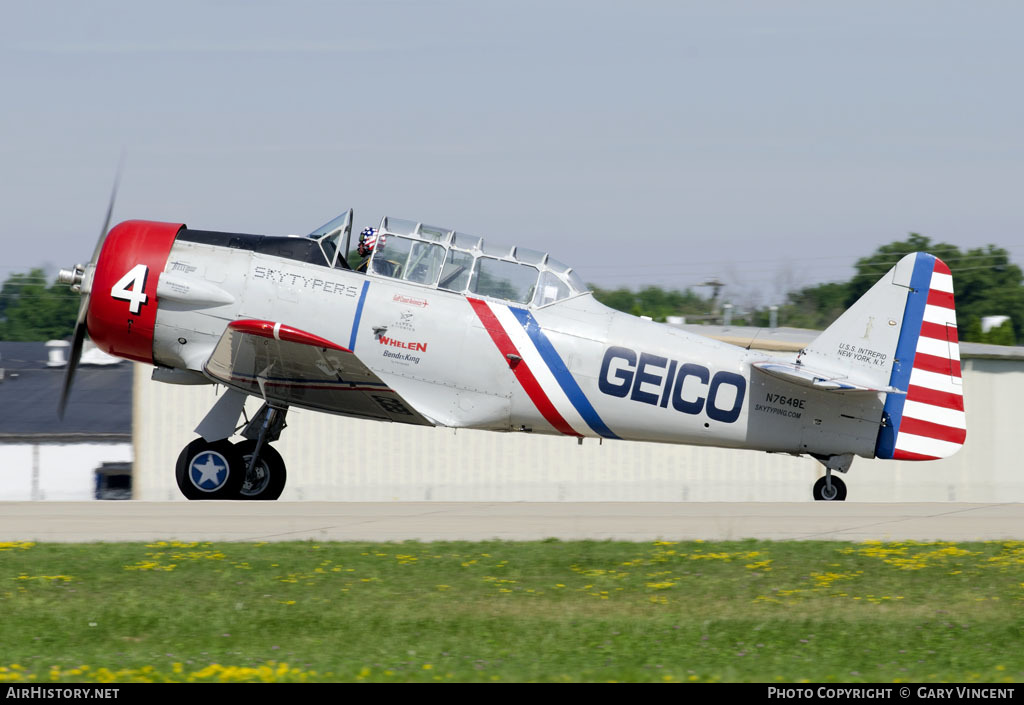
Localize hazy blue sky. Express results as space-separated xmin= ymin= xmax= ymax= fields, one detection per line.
xmin=2 ymin=1 xmax=1022 ymax=308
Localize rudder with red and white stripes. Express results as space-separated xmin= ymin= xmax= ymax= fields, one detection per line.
xmin=875 ymin=254 xmax=965 ymax=460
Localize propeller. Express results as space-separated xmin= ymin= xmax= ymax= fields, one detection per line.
xmin=57 ymin=167 xmax=121 ymax=419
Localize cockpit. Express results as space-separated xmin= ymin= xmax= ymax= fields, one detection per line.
xmin=307 ymin=210 xmax=588 ymax=308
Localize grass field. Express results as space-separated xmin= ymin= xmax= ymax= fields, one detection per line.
xmin=1 ymin=538 xmax=1021 ymax=683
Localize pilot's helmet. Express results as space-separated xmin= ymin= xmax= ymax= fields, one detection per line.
xmin=357 ymin=227 xmax=378 ymax=256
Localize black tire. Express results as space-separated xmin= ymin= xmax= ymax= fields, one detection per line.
xmin=175 ymin=438 xmax=245 ymax=500
xmin=234 ymin=440 xmax=287 ymax=500
xmin=812 ymin=475 xmax=847 ymax=501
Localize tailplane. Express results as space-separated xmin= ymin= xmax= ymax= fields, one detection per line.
xmin=797 ymin=252 xmax=965 ymax=460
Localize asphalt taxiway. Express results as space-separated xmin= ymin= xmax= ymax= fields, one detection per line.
xmin=1 ymin=502 xmax=1021 ymax=543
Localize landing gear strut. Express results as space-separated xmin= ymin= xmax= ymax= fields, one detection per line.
xmin=176 ymin=401 xmax=289 ymax=501
xmin=235 ymin=441 xmax=287 ymax=499
xmin=236 ymin=404 xmax=288 ymax=500
xmin=811 ymin=453 xmax=851 ymax=502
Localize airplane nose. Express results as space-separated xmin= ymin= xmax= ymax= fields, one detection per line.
xmin=87 ymin=220 xmax=184 ymax=363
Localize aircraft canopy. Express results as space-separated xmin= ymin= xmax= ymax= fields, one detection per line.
xmin=363 ymin=215 xmax=589 ymax=308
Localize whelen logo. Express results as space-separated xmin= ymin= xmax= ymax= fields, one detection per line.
xmin=378 ymin=336 xmax=427 ymax=352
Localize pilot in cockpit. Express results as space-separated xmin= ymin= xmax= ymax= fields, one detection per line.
xmin=355 ymin=227 xmax=378 ymax=272
xmin=356 ymin=227 xmax=399 ymax=277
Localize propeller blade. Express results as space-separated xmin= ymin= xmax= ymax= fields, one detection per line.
xmin=58 ymin=317 xmax=87 ymax=420
xmin=58 ymin=160 xmax=122 ymax=419
xmin=90 ymin=157 xmax=123 ymax=264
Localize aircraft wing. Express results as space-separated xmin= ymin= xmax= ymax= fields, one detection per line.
xmin=752 ymin=360 xmax=905 ymax=394
xmin=204 ymin=319 xmax=434 ymax=425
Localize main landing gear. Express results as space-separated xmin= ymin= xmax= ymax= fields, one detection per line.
xmin=176 ymin=402 xmax=288 ymax=501
xmin=811 ymin=453 xmax=852 ymax=501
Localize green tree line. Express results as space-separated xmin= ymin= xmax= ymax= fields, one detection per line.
xmin=0 ymin=268 xmax=79 ymax=342
xmin=591 ymin=234 xmax=1024 ymax=346
xmin=3 ymin=235 xmax=1022 ymax=345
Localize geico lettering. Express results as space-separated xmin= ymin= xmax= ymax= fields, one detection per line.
xmin=631 ymin=352 xmax=667 ymax=405
xmin=707 ymin=372 xmax=745 ymax=423
xmin=672 ymin=363 xmax=708 ymax=415
xmin=598 ymin=346 xmax=635 ymax=398
xmin=599 ymin=347 xmax=746 ymax=423
xmin=658 ymin=360 xmax=677 ymax=408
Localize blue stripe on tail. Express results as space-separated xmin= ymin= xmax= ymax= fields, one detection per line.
xmin=874 ymin=253 xmax=935 ymax=459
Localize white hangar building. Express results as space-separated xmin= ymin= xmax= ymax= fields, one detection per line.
xmin=0 ymin=341 xmax=132 ymax=501
xmin=132 ymin=326 xmax=1024 ymax=503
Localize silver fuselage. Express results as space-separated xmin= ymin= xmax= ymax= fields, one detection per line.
xmin=151 ymin=237 xmax=883 ymax=459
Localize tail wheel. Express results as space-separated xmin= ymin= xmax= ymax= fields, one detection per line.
xmin=234 ymin=440 xmax=287 ymax=500
xmin=175 ymin=439 xmax=245 ymax=500
xmin=812 ymin=475 xmax=847 ymax=501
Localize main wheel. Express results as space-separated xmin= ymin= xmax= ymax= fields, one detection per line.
xmin=812 ymin=475 xmax=847 ymax=501
xmin=175 ymin=439 xmax=245 ymax=500
xmin=234 ymin=440 xmax=287 ymax=500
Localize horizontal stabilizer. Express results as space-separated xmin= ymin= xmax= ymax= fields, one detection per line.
xmin=752 ymin=361 xmax=905 ymax=394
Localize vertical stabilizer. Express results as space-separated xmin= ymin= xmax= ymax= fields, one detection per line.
xmin=800 ymin=252 xmax=921 ymax=390
xmin=874 ymin=255 xmax=965 ymax=459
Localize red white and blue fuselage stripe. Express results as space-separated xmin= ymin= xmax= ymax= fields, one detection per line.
xmin=468 ymin=297 xmax=619 ymax=439
xmin=875 ymin=255 xmax=965 ymax=460
xmin=507 ymin=306 xmax=620 ymax=439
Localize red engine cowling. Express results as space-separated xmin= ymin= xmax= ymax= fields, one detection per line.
xmin=87 ymin=220 xmax=184 ymax=364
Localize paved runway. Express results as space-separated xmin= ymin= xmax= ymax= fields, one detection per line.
xmin=1 ymin=502 xmax=1021 ymax=542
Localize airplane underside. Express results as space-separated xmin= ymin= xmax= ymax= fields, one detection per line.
xmin=173 ymin=372 xmax=871 ymax=503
